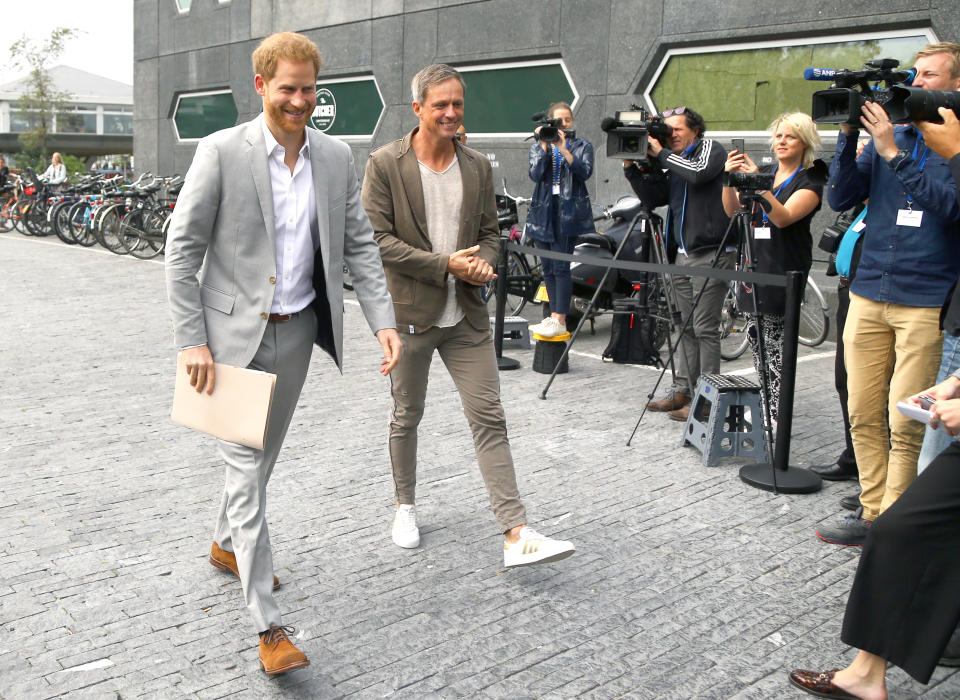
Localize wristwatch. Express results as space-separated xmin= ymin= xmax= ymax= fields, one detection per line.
xmin=887 ymin=150 xmax=910 ymax=170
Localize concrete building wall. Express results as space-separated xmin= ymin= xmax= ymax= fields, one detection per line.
xmin=134 ymin=0 xmax=957 ymax=211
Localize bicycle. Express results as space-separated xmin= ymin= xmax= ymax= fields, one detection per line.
xmin=479 ymin=184 xmax=541 ymax=316
xmin=720 ymin=274 xmax=830 ymax=360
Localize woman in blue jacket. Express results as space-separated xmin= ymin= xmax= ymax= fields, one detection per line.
xmin=526 ymin=102 xmax=595 ymax=338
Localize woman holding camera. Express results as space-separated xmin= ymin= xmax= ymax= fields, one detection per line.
xmin=526 ymin=102 xmax=595 ymax=338
xmin=721 ymin=112 xmax=823 ymax=421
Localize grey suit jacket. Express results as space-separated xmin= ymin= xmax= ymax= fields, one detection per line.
xmin=165 ymin=116 xmax=395 ymax=370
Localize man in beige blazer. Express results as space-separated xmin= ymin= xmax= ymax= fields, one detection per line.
xmin=165 ymin=32 xmax=401 ymax=674
xmin=361 ymin=64 xmax=575 ymax=568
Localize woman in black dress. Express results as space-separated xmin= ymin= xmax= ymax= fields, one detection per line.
xmin=721 ymin=112 xmax=823 ymax=421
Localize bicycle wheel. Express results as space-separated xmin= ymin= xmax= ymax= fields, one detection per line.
xmin=126 ymin=209 xmax=167 ymax=259
xmin=720 ymin=285 xmax=750 ymax=360
xmin=15 ymin=199 xmax=34 ymax=234
xmin=0 ymin=195 xmax=15 ymax=232
xmin=68 ymin=201 xmax=96 ymax=246
xmin=97 ymin=205 xmax=129 ymax=254
xmin=51 ymin=202 xmax=76 ymax=244
xmin=798 ymin=276 xmax=830 ymax=347
xmin=482 ymin=250 xmax=531 ymax=316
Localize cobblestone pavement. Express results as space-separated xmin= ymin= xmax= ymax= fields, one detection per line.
xmin=2 ymin=232 xmax=958 ymax=699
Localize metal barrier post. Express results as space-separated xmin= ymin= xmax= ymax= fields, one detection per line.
xmin=494 ymin=236 xmax=520 ymax=371
xmin=739 ymin=271 xmax=822 ymax=494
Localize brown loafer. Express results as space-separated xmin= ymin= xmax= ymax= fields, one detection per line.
xmin=259 ymin=625 xmax=309 ymax=675
xmin=210 ymin=542 xmax=280 ymax=590
xmin=668 ymin=404 xmax=691 ymax=422
xmin=787 ymin=669 xmax=859 ymax=699
xmin=647 ymin=392 xmax=690 ymax=412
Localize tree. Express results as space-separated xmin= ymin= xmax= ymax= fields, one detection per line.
xmin=8 ymin=28 xmax=79 ymax=168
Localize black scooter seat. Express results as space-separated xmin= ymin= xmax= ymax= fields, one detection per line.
xmin=574 ymin=232 xmax=616 ymax=253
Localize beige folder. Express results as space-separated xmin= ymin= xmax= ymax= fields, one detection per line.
xmin=171 ymin=354 xmax=277 ymax=449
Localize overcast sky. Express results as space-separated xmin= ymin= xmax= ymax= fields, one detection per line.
xmin=0 ymin=1 xmax=133 ymax=86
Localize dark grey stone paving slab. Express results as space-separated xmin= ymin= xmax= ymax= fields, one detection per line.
xmin=1 ymin=231 xmax=956 ymax=699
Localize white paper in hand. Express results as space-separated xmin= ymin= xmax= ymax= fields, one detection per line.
xmin=896 ymin=401 xmax=951 ymax=434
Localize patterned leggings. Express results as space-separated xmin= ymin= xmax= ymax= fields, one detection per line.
xmin=747 ymin=313 xmax=784 ymax=422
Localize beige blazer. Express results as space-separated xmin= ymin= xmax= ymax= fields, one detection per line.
xmin=361 ymin=128 xmax=500 ymax=332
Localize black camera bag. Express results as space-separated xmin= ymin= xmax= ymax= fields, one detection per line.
xmin=602 ymin=298 xmax=661 ymax=366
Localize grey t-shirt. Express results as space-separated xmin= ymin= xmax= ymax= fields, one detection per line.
xmin=419 ymin=154 xmax=464 ymax=328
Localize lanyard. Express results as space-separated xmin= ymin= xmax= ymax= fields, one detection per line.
xmin=906 ymin=134 xmax=929 ymax=209
xmin=761 ymin=166 xmax=800 ymax=223
xmin=673 ymin=142 xmax=698 ymax=251
xmin=551 ymin=145 xmax=561 ymax=187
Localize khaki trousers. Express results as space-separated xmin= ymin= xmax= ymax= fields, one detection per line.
xmin=844 ymin=293 xmax=942 ymax=521
xmin=388 ymin=318 xmax=526 ymax=533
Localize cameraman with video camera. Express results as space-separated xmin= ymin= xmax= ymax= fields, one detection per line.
xmin=526 ymin=102 xmax=595 ymax=338
xmin=815 ymin=42 xmax=960 ymax=548
xmin=623 ymin=106 xmax=731 ymax=422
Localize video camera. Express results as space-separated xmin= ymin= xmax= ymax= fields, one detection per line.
xmin=531 ymin=111 xmax=574 ymax=143
xmin=806 ymin=58 xmax=960 ymax=124
xmin=600 ymin=106 xmax=672 ymax=161
xmin=722 ymin=171 xmax=775 ymax=194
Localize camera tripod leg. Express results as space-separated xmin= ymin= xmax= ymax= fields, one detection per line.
xmin=539 ymin=211 xmax=647 ymax=400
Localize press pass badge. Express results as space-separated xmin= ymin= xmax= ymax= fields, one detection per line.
xmin=897 ymin=209 xmax=923 ymax=227
xmin=754 ymin=226 xmax=772 ymax=240
xmin=552 ymin=184 xmax=560 ymax=195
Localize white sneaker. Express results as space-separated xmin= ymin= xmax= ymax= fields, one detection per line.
xmin=529 ymin=317 xmax=566 ymax=338
xmin=392 ymin=504 xmax=420 ymax=548
xmin=503 ymin=526 xmax=575 ymax=568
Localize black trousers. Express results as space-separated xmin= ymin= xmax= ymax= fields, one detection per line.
xmin=841 ymin=441 xmax=960 ymax=683
xmin=834 ymin=283 xmax=857 ymax=472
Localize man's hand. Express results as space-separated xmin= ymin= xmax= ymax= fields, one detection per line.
xmin=376 ymin=328 xmax=403 ymax=376
xmin=182 ymin=344 xmax=215 ymax=394
xmin=647 ymin=138 xmax=663 ymax=157
xmin=915 ymin=107 xmax=960 ymax=161
xmin=860 ymin=101 xmax=897 ymax=160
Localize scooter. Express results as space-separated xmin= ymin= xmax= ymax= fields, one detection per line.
xmin=563 ymin=196 xmax=665 ymax=332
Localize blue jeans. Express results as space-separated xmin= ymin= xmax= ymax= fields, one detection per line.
xmin=918 ymin=332 xmax=960 ymax=474
xmin=536 ymin=235 xmax=576 ymax=316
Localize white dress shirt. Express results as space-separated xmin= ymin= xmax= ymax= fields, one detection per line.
xmin=261 ymin=116 xmax=319 ymax=315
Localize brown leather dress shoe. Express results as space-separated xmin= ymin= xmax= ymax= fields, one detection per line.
xmin=259 ymin=625 xmax=309 ymax=675
xmin=787 ymin=669 xmax=859 ymax=699
xmin=668 ymin=404 xmax=691 ymax=422
xmin=209 ymin=542 xmax=280 ymax=590
xmin=648 ymin=392 xmax=690 ymax=412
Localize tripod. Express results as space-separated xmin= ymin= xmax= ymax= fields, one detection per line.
xmin=626 ymin=193 xmax=776 ymax=472
xmin=537 ymin=199 xmax=681 ymax=399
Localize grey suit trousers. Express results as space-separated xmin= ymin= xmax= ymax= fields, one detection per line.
xmin=388 ymin=318 xmax=526 ymax=533
xmin=213 ymin=308 xmax=317 ymax=633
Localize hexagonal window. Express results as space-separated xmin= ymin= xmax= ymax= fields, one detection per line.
xmin=172 ymin=89 xmax=238 ymax=141
xmin=458 ymin=59 xmax=577 ymax=137
xmin=310 ymin=76 xmax=384 ymax=140
xmin=644 ymin=29 xmax=934 ymax=134
xmin=174 ymin=0 xmax=192 ymax=13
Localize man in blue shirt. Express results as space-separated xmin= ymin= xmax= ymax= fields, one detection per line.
xmin=816 ymin=42 xmax=960 ymax=547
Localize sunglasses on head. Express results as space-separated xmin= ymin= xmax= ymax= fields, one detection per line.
xmin=661 ymin=106 xmax=687 ymax=118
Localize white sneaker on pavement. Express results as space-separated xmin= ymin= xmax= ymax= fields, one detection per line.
xmin=529 ymin=317 xmax=566 ymax=338
xmin=392 ymin=504 xmax=420 ymax=548
xmin=503 ymin=526 xmax=575 ymax=568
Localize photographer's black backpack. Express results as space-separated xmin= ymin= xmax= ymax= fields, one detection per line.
xmin=602 ymin=298 xmax=662 ymax=366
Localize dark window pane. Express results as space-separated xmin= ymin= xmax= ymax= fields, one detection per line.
xmin=459 ymin=63 xmax=575 ymax=134
xmin=174 ymin=92 xmax=238 ymax=140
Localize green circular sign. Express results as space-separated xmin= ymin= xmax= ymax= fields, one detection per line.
xmin=310 ymin=88 xmax=336 ymax=131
